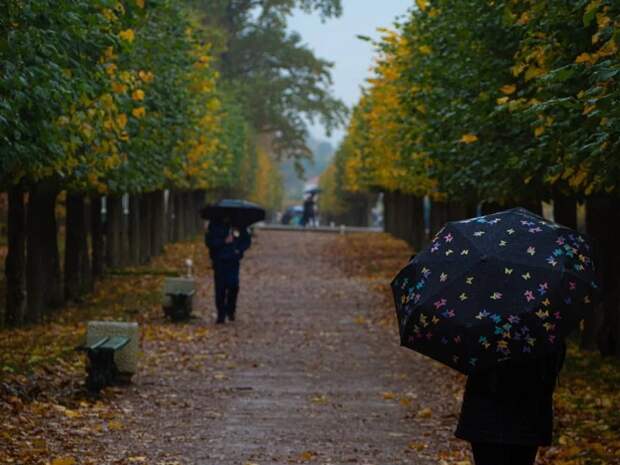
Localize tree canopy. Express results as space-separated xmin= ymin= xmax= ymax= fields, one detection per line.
xmin=327 ymin=0 xmax=620 ymax=206
xmin=200 ymin=0 xmax=348 ymax=162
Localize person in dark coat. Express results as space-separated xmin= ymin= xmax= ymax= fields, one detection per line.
xmin=205 ymin=218 xmax=252 ymax=324
xmin=301 ymin=194 xmax=315 ymax=227
xmin=456 ymin=344 xmax=566 ymax=465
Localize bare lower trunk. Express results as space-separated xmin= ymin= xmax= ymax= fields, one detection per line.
xmin=106 ymin=195 xmax=123 ymax=269
xmin=91 ymin=195 xmax=105 ymax=278
xmin=128 ymin=194 xmax=141 ymax=266
xmin=150 ymin=191 xmax=164 ymax=256
xmin=5 ymin=186 xmax=26 ymax=326
xmin=26 ymin=182 xmax=61 ymax=322
xmin=65 ymin=193 xmax=91 ymax=301
xmin=553 ymin=195 xmax=577 ymax=229
xmin=139 ymin=193 xmax=152 ymax=264
xmin=585 ymin=197 xmax=620 ymax=356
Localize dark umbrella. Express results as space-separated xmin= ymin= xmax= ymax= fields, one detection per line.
xmin=200 ymin=199 xmax=266 ymax=227
xmin=391 ymin=208 xmax=600 ymax=375
xmin=304 ymin=187 xmax=322 ymax=195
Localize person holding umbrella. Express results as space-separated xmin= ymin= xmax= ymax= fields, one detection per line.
xmin=391 ymin=208 xmax=600 ymax=465
xmin=202 ymin=200 xmax=265 ymax=324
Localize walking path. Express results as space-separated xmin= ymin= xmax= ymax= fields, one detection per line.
xmin=101 ymin=231 xmax=468 ymax=464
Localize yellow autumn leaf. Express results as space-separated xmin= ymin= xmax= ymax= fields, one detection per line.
xmin=116 ymin=113 xmax=128 ymax=129
xmin=417 ymin=407 xmax=432 ymax=418
xmin=108 ymin=419 xmax=124 ymax=431
xmin=500 ymin=84 xmax=517 ymax=95
xmin=382 ymin=391 xmax=397 ymax=400
xmin=105 ymin=63 xmax=117 ymax=77
xmin=104 ymin=46 xmax=116 ymax=61
xmin=119 ymin=29 xmax=135 ymax=43
xmin=112 ymin=82 xmax=127 ymax=94
xmin=132 ymin=107 xmax=146 ymax=118
xmin=51 ymin=458 xmax=76 ymax=465
xmin=570 ymin=169 xmax=588 ymax=188
xmin=575 ymin=52 xmax=594 ymax=65
xmin=119 ymin=71 xmax=133 ymax=83
xmin=597 ymin=39 xmax=619 ymax=59
xmin=534 ymin=126 xmax=545 ymax=137
xmin=524 ymin=66 xmax=545 ymax=81
xmin=583 ymin=104 xmax=596 ymax=115
xmin=496 ymin=97 xmax=509 ymax=105
xmin=416 ymin=0 xmax=428 ymax=11
xmin=418 ymin=45 xmax=432 ymax=55
xmin=132 ymin=89 xmax=145 ymax=101
xmin=135 ymin=0 xmax=145 ymax=8
xmin=597 ymin=13 xmax=611 ymax=28
xmin=516 ymin=11 xmax=530 ymax=25
xmin=138 ymin=70 xmax=154 ymax=83
xmin=460 ymin=134 xmax=478 ymax=144
xmin=408 ymin=441 xmax=427 ymax=451
xmin=63 ymin=409 xmax=80 ymax=418
xmin=299 ymin=451 xmax=317 ymax=461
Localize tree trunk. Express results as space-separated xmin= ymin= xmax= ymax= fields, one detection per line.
xmin=139 ymin=193 xmax=152 ymax=264
xmin=383 ymin=191 xmax=395 ymax=236
xmin=585 ymin=197 xmax=620 ymax=356
xmin=91 ymin=195 xmax=105 ymax=278
xmin=82 ymin=198 xmax=93 ymax=293
xmin=105 ymin=195 xmax=123 ymax=269
xmin=553 ymin=195 xmax=577 ymax=229
xmin=150 ymin=191 xmax=164 ymax=257
xmin=173 ymin=190 xmax=185 ymax=242
xmin=194 ymin=190 xmax=205 ymax=233
xmin=26 ymin=183 xmax=61 ymax=322
xmin=184 ymin=191 xmax=195 ymax=238
xmin=163 ymin=190 xmax=171 ymax=244
xmin=119 ymin=194 xmax=130 ymax=267
xmin=411 ymin=196 xmax=425 ymax=252
xmin=430 ymin=200 xmax=448 ymax=238
xmin=5 ymin=186 xmax=27 ymax=326
xmin=65 ymin=193 xmax=90 ymax=301
xmin=128 ymin=194 xmax=141 ymax=266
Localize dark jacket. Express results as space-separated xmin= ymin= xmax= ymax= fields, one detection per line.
xmin=205 ymin=222 xmax=251 ymax=286
xmin=456 ymin=344 xmax=565 ymax=446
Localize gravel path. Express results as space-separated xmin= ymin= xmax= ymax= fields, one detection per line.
xmin=103 ymin=231 xmax=468 ymax=465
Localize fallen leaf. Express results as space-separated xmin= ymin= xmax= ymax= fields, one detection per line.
xmin=51 ymin=458 xmax=76 ymax=465
xmin=417 ymin=407 xmax=432 ymax=418
xmin=108 ymin=420 xmax=124 ymax=431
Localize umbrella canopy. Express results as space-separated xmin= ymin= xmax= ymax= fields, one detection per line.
xmin=200 ymin=199 xmax=266 ymax=227
xmin=304 ymin=187 xmax=322 ymax=195
xmin=391 ymin=208 xmax=600 ymax=375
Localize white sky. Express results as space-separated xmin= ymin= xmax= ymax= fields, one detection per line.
xmin=288 ymin=0 xmax=413 ymax=145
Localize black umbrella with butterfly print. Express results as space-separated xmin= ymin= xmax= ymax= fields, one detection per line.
xmin=391 ymin=208 xmax=600 ymax=375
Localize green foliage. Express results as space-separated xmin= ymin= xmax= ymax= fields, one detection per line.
xmin=199 ymin=0 xmax=348 ymax=161
xmin=0 ymin=0 xmax=249 ymax=195
xmin=339 ymin=0 xmax=620 ymax=204
xmin=0 ymin=0 xmax=116 ymax=186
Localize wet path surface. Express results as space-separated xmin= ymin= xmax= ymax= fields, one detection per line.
xmin=105 ymin=231 xmax=466 ymax=465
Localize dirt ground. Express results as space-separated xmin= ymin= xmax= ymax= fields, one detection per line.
xmin=85 ymin=230 xmax=468 ymax=465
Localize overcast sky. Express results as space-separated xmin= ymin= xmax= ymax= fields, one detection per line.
xmin=288 ymin=0 xmax=413 ymax=146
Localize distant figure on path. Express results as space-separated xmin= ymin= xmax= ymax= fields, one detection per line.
xmin=205 ymin=218 xmax=251 ymax=324
xmin=456 ymin=344 xmax=566 ymax=465
xmin=301 ymin=194 xmax=316 ymax=227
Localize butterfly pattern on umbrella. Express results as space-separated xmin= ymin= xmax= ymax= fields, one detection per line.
xmin=392 ymin=209 xmax=600 ymax=374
